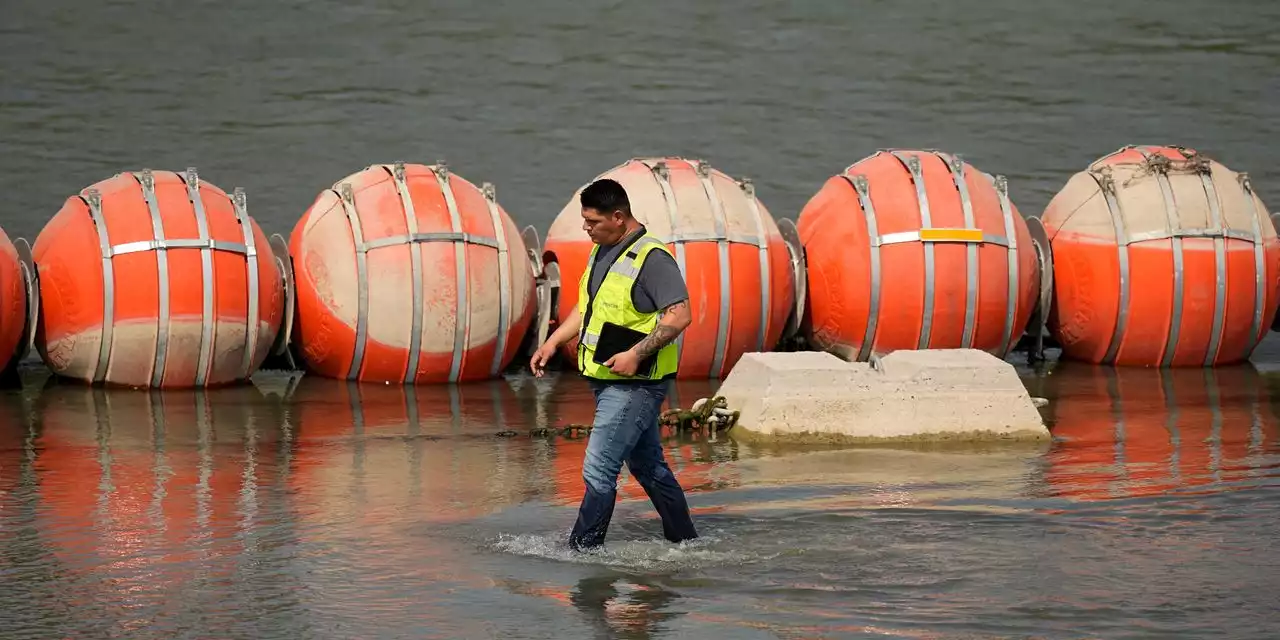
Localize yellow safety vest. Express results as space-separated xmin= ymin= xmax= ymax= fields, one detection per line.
xmin=576 ymin=231 xmax=680 ymax=381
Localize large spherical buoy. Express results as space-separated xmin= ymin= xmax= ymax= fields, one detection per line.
xmin=796 ymin=149 xmax=1041 ymax=361
xmin=0 ymin=226 xmax=28 ymax=376
xmin=290 ymin=161 xmax=536 ymax=383
xmin=33 ymin=168 xmax=285 ymax=388
xmin=1043 ymin=145 xmax=1280 ymax=367
xmin=543 ymin=157 xmax=797 ymax=379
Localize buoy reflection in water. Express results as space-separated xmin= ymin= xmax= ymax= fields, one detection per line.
xmin=16 ymin=382 xmax=300 ymax=629
xmin=1044 ymin=362 xmax=1278 ymax=501
xmin=284 ymin=377 xmax=548 ymax=526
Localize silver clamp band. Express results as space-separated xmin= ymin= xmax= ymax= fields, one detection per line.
xmin=482 ymin=181 xmax=513 ymax=377
xmin=694 ymin=160 xmax=733 ymax=377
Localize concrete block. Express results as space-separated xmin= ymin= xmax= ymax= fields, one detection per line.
xmin=718 ymin=349 xmax=1049 ymax=444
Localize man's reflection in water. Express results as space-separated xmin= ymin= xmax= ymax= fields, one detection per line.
xmin=570 ymin=573 xmax=682 ymax=639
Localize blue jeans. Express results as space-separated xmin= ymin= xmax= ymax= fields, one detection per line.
xmin=568 ymin=379 xmax=698 ymax=550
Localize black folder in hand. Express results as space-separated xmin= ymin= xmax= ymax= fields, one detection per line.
xmin=592 ymin=322 xmax=658 ymax=377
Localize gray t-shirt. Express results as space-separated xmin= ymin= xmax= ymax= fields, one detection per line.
xmin=586 ymin=227 xmax=689 ymax=314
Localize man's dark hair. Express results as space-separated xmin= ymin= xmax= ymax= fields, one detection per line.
xmin=580 ymin=178 xmax=631 ymax=217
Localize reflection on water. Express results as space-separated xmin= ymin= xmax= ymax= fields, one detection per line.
xmin=0 ymin=361 xmax=1277 ymax=638
xmin=1037 ymin=363 xmax=1279 ymax=502
xmin=5 ymin=0 xmax=1280 ymax=634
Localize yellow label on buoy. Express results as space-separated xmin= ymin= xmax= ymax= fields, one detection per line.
xmin=919 ymin=228 xmax=984 ymax=243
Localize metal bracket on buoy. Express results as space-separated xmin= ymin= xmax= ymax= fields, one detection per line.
xmin=521 ymin=224 xmax=558 ymax=357
xmin=268 ymin=233 xmax=298 ymax=370
xmin=520 ymin=224 xmax=544 ymax=279
xmin=11 ymin=237 xmax=39 ymax=364
xmin=1023 ymin=215 xmax=1055 ymax=363
xmin=774 ymin=217 xmax=808 ymax=347
xmin=536 ymin=262 xmax=560 ymax=356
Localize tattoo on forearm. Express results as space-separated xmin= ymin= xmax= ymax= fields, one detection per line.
xmin=633 ymin=301 xmax=687 ymax=358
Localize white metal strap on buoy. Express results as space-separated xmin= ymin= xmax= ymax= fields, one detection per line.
xmin=642 ymin=159 xmax=687 ymax=360
xmin=337 ymin=182 xmax=371 ymax=380
xmin=934 ymin=152 xmax=980 ymax=349
xmin=432 ymin=161 xmax=471 ymax=384
xmin=231 ymin=186 xmax=260 ymax=380
xmin=1239 ymin=172 xmax=1268 ymax=357
xmin=1086 ymin=165 xmax=1132 ymax=365
xmin=1135 ymin=148 xmax=1186 ymax=367
xmin=135 ymin=169 xmax=173 ymax=388
xmin=83 ymin=185 xmax=115 ymax=385
xmin=887 ymin=151 xmax=936 ymax=349
xmin=1195 ymin=158 xmax=1230 ymax=366
xmin=839 ymin=172 xmax=882 ymax=362
xmin=693 ymin=160 xmax=733 ymax=377
xmin=662 ymin=230 xmax=767 ymax=245
xmin=183 ymin=168 xmax=217 ymax=387
xmin=109 ymin=238 xmax=253 ymax=256
xmin=1120 ymin=227 xmax=1257 ymax=244
xmin=992 ymin=174 xmax=1021 ymax=356
xmin=738 ymin=178 xmax=772 ymax=353
xmin=481 ymin=182 xmax=512 ymax=378
xmin=389 ymin=162 xmax=429 ymax=382
xmin=360 ymin=232 xmax=500 ymax=251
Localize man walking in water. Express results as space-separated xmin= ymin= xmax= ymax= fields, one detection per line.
xmin=530 ymin=178 xmax=699 ymax=551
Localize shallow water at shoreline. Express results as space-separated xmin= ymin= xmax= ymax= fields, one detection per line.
xmin=1 ymin=354 xmax=1278 ymax=639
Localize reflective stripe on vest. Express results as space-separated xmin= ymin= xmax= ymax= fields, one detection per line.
xmin=576 ymin=232 xmax=680 ymax=381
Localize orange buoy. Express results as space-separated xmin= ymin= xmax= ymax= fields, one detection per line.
xmin=33 ymin=168 xmax=285 ymax=388
xmin=289 ymin=161 xmax=536 ymax=384
xmin=543 ymin=157 xmax=797 ymax=379
xmin=1042 ymin=145 xmax=1280 ymax=367
xmin=796 ymin=149 xmax=1041 ymax=361
xmin=0 ymin=226 xmax=30 ymax=377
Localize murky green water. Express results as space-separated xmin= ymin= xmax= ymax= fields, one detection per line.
xmin=3 ymin=0 xmax=1280 ymax=637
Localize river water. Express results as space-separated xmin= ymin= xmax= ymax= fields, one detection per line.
xmin=3 ymin=0 xmax=1280 ymax=638
xmin=0 ymin=360 xmax=1278 ymax=639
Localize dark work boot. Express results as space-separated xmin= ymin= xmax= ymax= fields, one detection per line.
xmin=568 ymin=486 xmax=618 ymax=551
xmin=638 ymin=473 xmax=698 ymax=543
